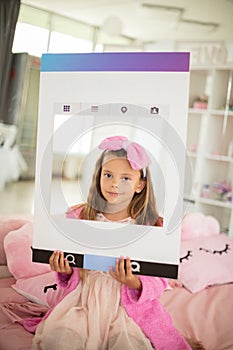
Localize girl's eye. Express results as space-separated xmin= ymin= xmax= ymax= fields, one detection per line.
xmin=180 ymin=250 xmax=192 ymax=263
xmin=104 ymin=173 xmax=112 ymax=178
xmin=122 ymin=177 xmax=131 ymax=182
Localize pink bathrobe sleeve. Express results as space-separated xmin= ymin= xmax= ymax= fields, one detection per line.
xmin=121 ymin=275 xmax=191 ymax=350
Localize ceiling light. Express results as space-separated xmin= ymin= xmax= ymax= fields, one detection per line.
xmin=179 ymin=18 xmax=219 ymax=31
xmin=141 ymin=2 xmax=184 ymax=17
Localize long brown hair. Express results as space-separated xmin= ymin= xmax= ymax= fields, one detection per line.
xmin=80 ymin=149 xmax=160 ymax=225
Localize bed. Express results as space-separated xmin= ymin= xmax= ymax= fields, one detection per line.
xmin=0 ymin=214 xmax=233 ymax=350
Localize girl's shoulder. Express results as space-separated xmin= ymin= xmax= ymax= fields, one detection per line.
xmin=154 ymin=216 xmax=163 ymax=227
xmin=66 ymin=203 xmax=86 ymax=219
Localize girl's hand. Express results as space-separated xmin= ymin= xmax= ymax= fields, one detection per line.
xmin=168 ymin=278 xmax=183 ymax=288
xmin=110 ymin=256 xmax=142 ymax=291
xmin=49 ymin=251 xmax=73 ymax=275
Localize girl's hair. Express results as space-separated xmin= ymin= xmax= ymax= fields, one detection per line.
xmin=79 ymin=268 xmax=89 ymax=282
xmin=80 ymin=149 xmax=160 ymax=225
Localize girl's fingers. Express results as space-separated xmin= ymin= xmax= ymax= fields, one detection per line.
xmin=53 ymin=251 xmax=61 ymax=270
xmin=118 ymin=256 xmax=125 ymax=276
xmin=125 ymin=257 xmax=132 ymax=276
xmin=50 ymin=251 xmax=59 ymax=270
xmin=49 ymin=251 xmax=55 ymax=268
xmin=115 ymin=258 xmax=120 ymax=274
xmin=109 ymin=266 xmax=115 ymax=278
xmin=59 ymin=251 xmax=65 ymax=270
xmin=49 ymin=251 xmax=67 ymax=272
xmin=64 ymin=258 xmax=72 ymax=273
xmin=112 ymin=257 xmax=126 ymax=279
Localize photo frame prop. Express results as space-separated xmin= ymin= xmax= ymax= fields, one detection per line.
xmin=32 ymin=52 xmax=191 ymax=278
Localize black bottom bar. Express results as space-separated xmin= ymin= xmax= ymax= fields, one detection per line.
xmin=31 ymin=247 xmax=178 ymax=278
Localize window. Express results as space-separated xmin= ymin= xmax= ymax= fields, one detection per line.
xmin=49 ymin=32 xmax=93 ymax=53
xmin=13 ymin=22 xmax=49 ymax=57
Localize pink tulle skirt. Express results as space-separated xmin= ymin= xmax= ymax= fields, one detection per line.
xmin=32 ymin=271 xmax=154 ymax=350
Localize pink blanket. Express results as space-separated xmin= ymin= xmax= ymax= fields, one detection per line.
xmin=160 ymin=283 xmax=233 ymax=350
xmin=1 ymin=217 xmax=233 ymax=350
xmin=0 ymin=278 xmax=47 ymax=350
xmin=1 ymin=279 xmax=233 ymax=349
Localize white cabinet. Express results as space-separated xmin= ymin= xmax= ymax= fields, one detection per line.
xmin=185 ymin=66 xmax=233 ymax=236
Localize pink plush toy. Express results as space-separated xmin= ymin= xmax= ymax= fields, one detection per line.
xmin=181 ymin=212 xmax=220 ymax=240
xmin=0 ymin=218 xmax=30 ymax=265
xmin=4 ymin=221 xmax=51 ymax=280
xmin=1 ymin=219 xmax=66 ymax=307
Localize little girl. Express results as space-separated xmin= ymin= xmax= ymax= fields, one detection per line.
xmin=29 ymin=136 xmax=204 ymax=350
xmin=67 ymin=135 xmax=163 ymax=226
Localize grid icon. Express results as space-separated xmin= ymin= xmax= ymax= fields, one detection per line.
xmin=63 ymin=105 xmax=71 ymax=112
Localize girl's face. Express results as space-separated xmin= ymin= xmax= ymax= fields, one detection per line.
xmin=100 ymin=156 xmax=146 ymax=211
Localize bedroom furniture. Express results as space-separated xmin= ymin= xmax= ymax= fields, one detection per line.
xmin=185 ymin=65 xmax=233 ymax=235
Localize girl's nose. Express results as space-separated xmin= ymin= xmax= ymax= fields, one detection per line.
xmin=111 ymin=179 xmax=119 ymax=188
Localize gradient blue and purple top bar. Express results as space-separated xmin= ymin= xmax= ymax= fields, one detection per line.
xmin=41 ymin=52 xmax=190 ymax=72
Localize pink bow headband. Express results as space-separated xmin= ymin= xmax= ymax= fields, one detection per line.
xmin=98 ymin=136 xmax=151 ymax=177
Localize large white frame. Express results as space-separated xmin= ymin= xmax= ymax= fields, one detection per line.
xmin=32 ymin=52 xmax=190 ymax=277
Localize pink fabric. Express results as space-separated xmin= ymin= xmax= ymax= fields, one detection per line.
xmin=1 ymin=214 xmax=232 ymax=350
xmin=29 ymin=269 xmax=190 ymax=350
xmin=0 ymin=218 xmax=31 ymax=265
xmin=12 ymin=271 xmax=67 ymax=307
xmin=0 ymin=301 xmax=47 ymax=329
xmin=0 ymin=276 xmax=16 ymax=288
xmin=0 ymin=300 xmax=48 ymax=350
xmin=30 ymin=205 xmax=190 ymax=349
xmin=98 ymin=135 xmax=151 ymax=171
xmin=2 ymin=280 xmax=233 ymax=350
xmin=0 ymin=277 xmax=28 ymax=304
xmin=181 ymin=213 xmax=220 ymax=240
xmin=121 ymin=277 xmax=191 ymax=350
xmin=0 ymin=265 xmax=12 ymax=278
xmin=3 ymin=222 xmax=51 ymax=280
xmin=179 ymin=233 xmax=233 ymax=292
xmin=161 ymin=283 xmax=233 ymax=350
xmin=66 ymin=205 xmax=163 ymax=227
xmin=0 ymin=287 xmax=27 ymax=304
xmin=66 ymin=205 xmax=84 ymax=219
xmin=23 ymin=269 xmax=80 ymax=333
xmin=32 ymin=271 xmax=154 ymax=350
xmin=0 ymin=323 xmax=33 ymax=350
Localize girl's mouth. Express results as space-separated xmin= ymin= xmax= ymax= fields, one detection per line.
xmin=108 ymin=192 xmax=120 ymax=197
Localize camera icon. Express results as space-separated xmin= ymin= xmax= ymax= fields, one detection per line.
xmin=150 ymin=106 xmax=159 ymax=114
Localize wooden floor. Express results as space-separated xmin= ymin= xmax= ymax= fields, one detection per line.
xmin=0 ymin=180 xmax=35 ymax=215
xmin=0 ymin=178 xmax=82 ymax=216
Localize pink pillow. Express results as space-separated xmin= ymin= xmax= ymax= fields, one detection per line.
xmin=4 ymin=222 xmax=51 ymax=279
xmin=0 ymin=218 xmax=31 ymax=265
xmin=181 ymin=213 xmax=220 ymax=240
xmin=12 ymin=271 xmax=66 ymax=307
xmin=179 ymin=234 xmax=233 ymax=292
